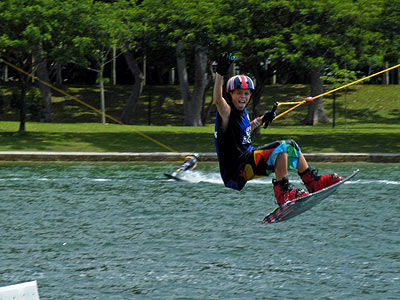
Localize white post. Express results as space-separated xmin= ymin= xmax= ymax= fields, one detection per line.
xmin=3 ymin=64 xmax=8 ymax=82
xmin=0 ymin=281 xmax=40 ymax=300
xmin=112 ymin=45 xmax=117 ymax=86
xmin=169 ymin=67 xmax=175 ymax=85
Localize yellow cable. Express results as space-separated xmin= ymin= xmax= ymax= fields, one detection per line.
xmin=0 ymin=57 xmax=179 ymax=153
xmin=274 ymin=101 xmax=306 ymax=120
xmin=310 ymin=63 xmax=400 ymax=101
xmin=274 ymin=63 xmax=400 ymax=121
xmin=277 ymin=101 xmax=304 ymax=106
xmin=5 ymin=57 xmax=399 ymax=149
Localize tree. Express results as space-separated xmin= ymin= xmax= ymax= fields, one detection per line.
xmin=219 ymin=0 xmax=385 ymax=126
xmin=287 ymin=0 xmax=385 ymax=124
xmin=171 ymin=0 xmax=218 ymax=126
xmin=0 ymin=0 xmax=125 ymax=128
xmin=1 ymin=0 xmax=392 ymax=129
xmin=225 ymin=0 xmax=295 ymax=120
xmin=144 ymin=0 xmax=222 ymax=126
xmin=118 ymin=0 xmax=175 ymax=124
xmin=61 ymin=0 xmax=127 ymax=124
xmin=378 ymin=0 xmax=400 ymax=84
xmin=118 ymin=1 xmax=147 ymax=124
xmin=0 ymin=0 xmax=59 ymax=131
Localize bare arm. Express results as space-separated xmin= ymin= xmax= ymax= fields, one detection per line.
xmin=213 ymin=73 xmax=231 ymax=131
xmin=251 ymin=116 xmax=264 ymax=131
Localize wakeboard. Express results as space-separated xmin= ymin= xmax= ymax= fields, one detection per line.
xmin=164 ymin=173 xmax=185 ymax=181
xmin=263 ymin=169 xmax=359 ymax=224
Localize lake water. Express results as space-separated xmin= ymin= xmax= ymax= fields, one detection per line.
xmin=0 ymin=162 xmax=399 ymax=300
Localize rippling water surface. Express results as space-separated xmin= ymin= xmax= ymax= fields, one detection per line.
xmin=0 ymin=162 xmax=399 ymax=299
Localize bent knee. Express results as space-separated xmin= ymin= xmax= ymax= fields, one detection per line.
xmin=284 ymin=139 xmax=300 ymax=151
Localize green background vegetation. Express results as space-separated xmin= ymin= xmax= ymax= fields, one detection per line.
xmin=1 ymin=84 xmax=399 ymax=153
xmin=1 ymin=0 xmax=399 ymax=130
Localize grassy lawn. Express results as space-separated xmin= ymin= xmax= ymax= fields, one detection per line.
xmin=0 ymin=121 xmax=399 ymax=153
xmin=0 ymin=83 xmax=399 ymax=153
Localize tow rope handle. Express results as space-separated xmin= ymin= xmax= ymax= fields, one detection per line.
xmin=262 ymin=102 xmax=279 ymax=129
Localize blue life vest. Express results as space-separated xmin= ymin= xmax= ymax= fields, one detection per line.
xmin=214 ymin=105 xmax=255 ymax=191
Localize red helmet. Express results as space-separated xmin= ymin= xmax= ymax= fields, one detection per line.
xmin=226 ymin=75 xmax=255 ymax=93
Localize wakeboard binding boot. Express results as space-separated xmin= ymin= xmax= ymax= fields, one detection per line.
xmin=273 ymin=176 xmax=309 ymax=206
xmin=299 ymin=167 xmax=342 ymax=193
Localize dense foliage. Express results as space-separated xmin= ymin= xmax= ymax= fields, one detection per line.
xmin=0 ymin=0 xmax=399 ymax=129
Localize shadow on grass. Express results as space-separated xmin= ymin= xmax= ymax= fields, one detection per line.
xmin=0 ymin=132 xmax=215 ymax=152
xmin=1 ymin=131 xmax=399 ymax=153
xmin=255 ymin=132 xmax=400 ymax=153
xmin=328 ymin=101 xmax=400 ymax=125
xmin=2 ymin=84 xmax=399 ymax=127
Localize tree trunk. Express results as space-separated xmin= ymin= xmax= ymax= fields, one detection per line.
xmin=201 ymin=65 xmax=214 ymax=124
xmin=57 ymin=64 xmax=62 ymax=85
xmin=303 ymin=66 xmax=330 ymax=125
xmin=383 ymin=61 xmax=389 ymax=85
xmin=184 ymin=45 xmax=208 ymax=126
xmin=176 ymin=42 xmax=209 ymax=126
xmin=2 ymin=64 xmax=8 ymax=82
xmin=112 ymin=45 xmax=117 ymax=86
xmin=120 ymin=51 xmax=144 ymax=124
xmin=250 ymin=68 xmax=268 ymax=136
xmin=251 ymin=76 xmax=267 ymax=119
xmin=99 ymin=63 xmax=106 ymax=124
xmin=33 ymin=43 xmax=52 ymax=122
xmin=398 ymin=66 xmax=400 ymax=85
xmin=18 ymin=76 xmax=28 ymax=132
xmin=37 ymin=62 xmax=53 ymax=122
xmin=176 ymin=41 xmax=191 ymax=109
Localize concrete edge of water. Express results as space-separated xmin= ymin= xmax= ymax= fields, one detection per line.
xmin=0 ymin=151 xmax=399 ymax=163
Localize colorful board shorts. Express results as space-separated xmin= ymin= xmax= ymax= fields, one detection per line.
xmin=240 ymin=139 xmax=302 ymax=181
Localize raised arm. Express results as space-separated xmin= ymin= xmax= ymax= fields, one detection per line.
xmin=213 ymin=73 xmax=231 ymax=129
xmin=213 ymin=53 xmax=235 ymax=131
